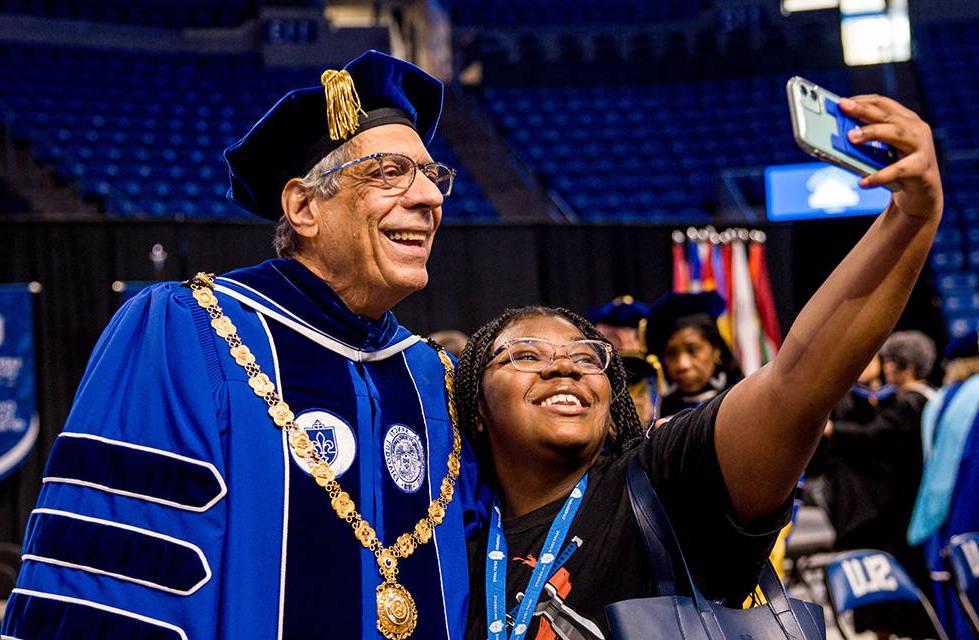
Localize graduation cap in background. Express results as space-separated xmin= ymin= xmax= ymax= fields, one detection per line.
xmin=587 ymin=295 xmax=664 ymax=387
xmin=587 ymin=295 xmax=652 ymax=328
xmin=224 ymin=49 xmax=444 ymax=220
xmin=944 ymin=330 xmax=979 ymax=360
xmin=643 ymin=291 xmax=728 ymax=360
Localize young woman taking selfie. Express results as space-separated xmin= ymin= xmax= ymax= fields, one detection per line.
xmin=456 ymin=93 xmax=943 ymax=640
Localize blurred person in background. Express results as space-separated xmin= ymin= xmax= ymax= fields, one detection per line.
xmin=429 ymin=329 xmax=469 ymax=358
xmin=588 ymin=295 xmax=662 ymax=426
xmin=589 ymin=295 xmax=649 ymax=354
xmin=909 ymin=331 xmax=979 ymax=640
xmin=823 ymin=331 xmax=937 ymax=639
xmin=814 ymin=355 xmax=888 ymax=533
xmin=643 ymin=291 xmax=743 ymax=419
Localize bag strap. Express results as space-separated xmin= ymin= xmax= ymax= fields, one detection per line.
xmin=758 ymin=558 xmax=811 ymax=637
xmin=625 ymin=456 xmax=709 ymax=608
xmin=625 ymin=456 xmax=810 ymax=638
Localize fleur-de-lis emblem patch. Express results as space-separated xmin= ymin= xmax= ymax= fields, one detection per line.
xmin=290 ymin=410 xmax=356 ymax=478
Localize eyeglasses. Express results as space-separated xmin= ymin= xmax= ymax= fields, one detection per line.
xmin=487 ymin=338 xmax=613 ymax=374
xmin=320 ymin=152 xmax=456 ymax=196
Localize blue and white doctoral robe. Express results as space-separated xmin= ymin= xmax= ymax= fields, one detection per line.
xmin=2 ymin=258 xmax=485 ymax=640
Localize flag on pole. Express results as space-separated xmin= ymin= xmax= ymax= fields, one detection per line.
xmin=711 ymin=242 xmax=732 ymax=347
xmin=686 ymin=237 xmax=702 ymax=293
xmin=749 ymin=238 xmax=782 ymax=363
xmin=672 ymin=236 xmax=690 ymax=293
xmin=731 ymin=238 xmax=763 ymax=375
xmin=711 ymin=243 xmax=726 ymax=300
xmin=669 ymin=227 xmax=782 ymax=372
xmin=700 ymin=240 xmax=716 ymax=292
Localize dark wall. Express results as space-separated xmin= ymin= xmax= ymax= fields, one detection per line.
xmin=0 ymin=217 xmax=943 ymax=542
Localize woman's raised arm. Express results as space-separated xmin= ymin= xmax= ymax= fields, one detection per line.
xmin=714 ymin=95 xmax=943 ymax=522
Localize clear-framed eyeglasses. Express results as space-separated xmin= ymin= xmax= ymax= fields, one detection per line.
xmin=487 ymin=338 xmax=613 ymax=374
xmin=320 ymin=152 xmax=456 ymax=196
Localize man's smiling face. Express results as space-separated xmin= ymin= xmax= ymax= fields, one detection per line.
xmin=305 ymin=124 xmax=444 ymax=311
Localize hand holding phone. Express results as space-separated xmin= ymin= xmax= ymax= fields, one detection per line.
xmin=787 ymin=76 xmax=900 ymax=190
xmin=787 ymin=77 xmax=942 ymax=221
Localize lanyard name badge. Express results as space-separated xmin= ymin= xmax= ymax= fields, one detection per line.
xmin=485 ymin=473 xmax=589 ymax=640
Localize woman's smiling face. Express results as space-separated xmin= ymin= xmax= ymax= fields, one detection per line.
xmin=479 ymin=314 xmax=613 ymax=469
xmin=662 ymin=325 xmax=721 ymax=393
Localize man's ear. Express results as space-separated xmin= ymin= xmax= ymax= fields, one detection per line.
xmin=281 ymin=178 xmax=318 ymax=240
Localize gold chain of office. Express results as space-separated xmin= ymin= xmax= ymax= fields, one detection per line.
xmin=188 ymin=272 xmax=462 ymax=640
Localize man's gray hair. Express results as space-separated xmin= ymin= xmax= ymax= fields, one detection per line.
xmin=273 ymin=142 xmax=356 ymax=257
xmin=880 ymin=330 xmax=937 ymax=379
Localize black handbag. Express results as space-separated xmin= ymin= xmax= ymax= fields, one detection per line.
xmin=604 ymin=457 xmax=825 ymax=639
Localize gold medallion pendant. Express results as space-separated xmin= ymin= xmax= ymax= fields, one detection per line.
xmin=376 ymin=580 xmax=418 ymax=640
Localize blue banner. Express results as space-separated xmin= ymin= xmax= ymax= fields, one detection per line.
xmin=0 ymin=284 xmax=39 ymax=480
xmin=765 ymin=162 xmax=892 ymax=222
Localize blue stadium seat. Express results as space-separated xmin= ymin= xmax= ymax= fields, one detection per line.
xmin=920 ymin=11 xmax=979 ymax=337
xmin=0 ymin=0 xmax=256 ymax=28
xmin=825 ymin=550 xmax=948 ymax=640
xmin=0 ymin=43 xmax=496 ymax=221
xmin=932 ymin=250 xmax=966 ymax=273
xmin=943 ymin=293 xmax=979 ymax=316
xmin=936 ymin=272 xmax=979 ymax=295
xmin=480 ymin=70 xmax=844 ymax=223
xmin=945 ymin=532 xmax=979 ymax=636
xmin=949 ymin=314 xmax=979 ymax=339
xmin=934 ymin=227 xmax=963 ymax=250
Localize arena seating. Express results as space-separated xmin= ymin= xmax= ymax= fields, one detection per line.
xmin=448 ymin=0 xmax=704 ymax=27
xmin=0 ymin=44 xmax=497 ymax=221
xmin=915 ymin=18 xmax=979 ymax=336
xmin=0 ymin=0 xmax=255 ymax=29
xmin=480 ymin=70 xmax=848 ymax=222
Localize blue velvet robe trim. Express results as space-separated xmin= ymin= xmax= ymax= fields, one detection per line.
xmin=3 ymin=590 xmax=184 ymax=640
xmin=23 ymin=511 xmax=208 ymax=594
xmin=43 ymin=435 xmax=224 ymax=510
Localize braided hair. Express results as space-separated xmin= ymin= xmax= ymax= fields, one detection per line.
xmin=453 ymin=306 xmax=644 ymax=484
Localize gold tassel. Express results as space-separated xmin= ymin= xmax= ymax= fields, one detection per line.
xmin=320 ymin=69 xmax=367 ymax=142
xmin=645 ymin=353 xmax=667 ymax=397
xmin=635 ymin=318 xmax=666 ymax=395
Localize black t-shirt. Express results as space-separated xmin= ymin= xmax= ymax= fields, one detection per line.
xmin=465 ymin=393 xmax=791 ymax=640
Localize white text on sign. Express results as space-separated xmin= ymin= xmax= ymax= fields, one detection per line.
xmin=842 ymin=554 xmax=899 ymax=598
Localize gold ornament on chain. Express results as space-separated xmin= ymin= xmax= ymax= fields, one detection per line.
xmin=188 ymin=273 xmax=463 ymax=640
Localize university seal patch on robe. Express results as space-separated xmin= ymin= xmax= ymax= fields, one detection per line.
xmin=384 ymin=424 xmax=427 ymax=493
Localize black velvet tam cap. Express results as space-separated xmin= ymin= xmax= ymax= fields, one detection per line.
xmin=644 ymin=291 xmax=727 ymax=358
xmin=587 ymin=295 xmax=651 ymax=329
xmin=224 ymin=50 xmax=444 ymax=220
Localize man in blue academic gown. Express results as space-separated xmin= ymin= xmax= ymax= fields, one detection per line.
xmin=2 ymin=50 xmax=484 ymax=640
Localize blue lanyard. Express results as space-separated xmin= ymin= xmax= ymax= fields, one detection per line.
xmin=485 ymin=474 xmax=589 ymax=640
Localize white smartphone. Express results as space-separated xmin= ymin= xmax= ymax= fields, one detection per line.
xmin=787 ymin=76 xmax=900 ymax=191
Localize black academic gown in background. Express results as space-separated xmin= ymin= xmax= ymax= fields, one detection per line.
xmin=826 ymin=386 xmax=934 ymax=636
xmin=658 ymin=371 xmax=741 ymax=420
